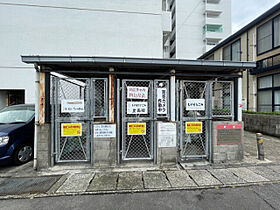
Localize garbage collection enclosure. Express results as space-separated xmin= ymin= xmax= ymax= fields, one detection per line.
xmin=22 ymin=56 xmax=256 ymax=169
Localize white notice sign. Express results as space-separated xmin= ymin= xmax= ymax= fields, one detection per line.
xmin=94 ymin=124 xmax=116 ymax=138
xmin=61 ymin=99 xmax=84 ymax=113
xmin=185 ymin=99 xmax=205 ymax=111
xmin=127 ymin=102 xmax=148 ymax=114
xmin=127 ymin=86 xmax=148 ymax=99
xmin=158 ymin=122 xmax=177 ymax=147
xmin=157 ymin=88 xmax=167 ymax=114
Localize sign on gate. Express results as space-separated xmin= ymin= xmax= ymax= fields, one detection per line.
xmin=61 ymin=123 xmax=82 ymax=137
xmin=61 ymin=99 xmax=84 ymax=113
xmin=94 ymin=124 xmax=116 ymax=138
xmin=185 ymin=99 xmax=205 ymax=111
xmin=158 ymin=122 xmax=176 ymax=147
xmin=127 ymin=86 xmax=148 ymax=99
xmin=157 ymin=88 xmax=167 ymax=114
xmin=186 ymin=122 xmax=203 ymax=134
xmin=127 ymin=102 xmax=148 ymax=114
xmin=127 ymin=123 xmax=146 ymax=135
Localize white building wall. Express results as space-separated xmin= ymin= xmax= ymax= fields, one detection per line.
xmin=175 ymin=0 xmax=205 ymax=59
xmin=0 ymin=0 xmax=164 ymax=105
xmin=172 ymin=0 xmax=231 ymax=59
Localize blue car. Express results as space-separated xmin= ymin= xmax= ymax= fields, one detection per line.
xmin=0 ymin=104 xmax=35 ymax=165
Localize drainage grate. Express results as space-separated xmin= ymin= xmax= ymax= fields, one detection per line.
xmin=0 ymin=176 xmax=61 ymax=195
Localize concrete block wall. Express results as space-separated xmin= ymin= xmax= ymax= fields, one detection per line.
xmin=157 ymin=147 xmax=177 ymax=166
xmin=37 ymin=124 xmax=51 ymax=169
xmin=93 ymin=137 xmax=116 ymax=167
xmin=243 ymin=113 xmax=280 ymax=137
xmin=212 ymin=121 xmax=244 ymax=163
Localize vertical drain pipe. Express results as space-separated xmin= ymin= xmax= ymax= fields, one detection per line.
xmin=170 ymin=69 xmax=176 ymax=122
xmin=34 ymin=64 xmax=40 ymax=170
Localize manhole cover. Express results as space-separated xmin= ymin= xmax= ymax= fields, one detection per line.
xmin=0 ymin=176 xmax=61 ymax=195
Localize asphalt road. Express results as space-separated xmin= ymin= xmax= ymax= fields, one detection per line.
xmin=0 ymin=184 xmax=279 ymax=210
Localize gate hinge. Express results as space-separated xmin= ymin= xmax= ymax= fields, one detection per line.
xmin=177 ymin=146 xmax=181 ymax=153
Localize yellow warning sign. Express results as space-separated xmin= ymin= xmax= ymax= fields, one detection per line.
xmin=186 ymin=122 xmax=202 ymax=134
xmin=127 ymin=123 xmax=146 ymax=135
xmin=61 ymin=123 xmax=82 ymax=137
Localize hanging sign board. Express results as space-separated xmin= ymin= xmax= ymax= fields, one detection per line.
xmin=157 ymin=88 xmax=167 ymax=114
xmin=94 ymin=124 xmax=116 ymax=138
xmin=186 ymin=122 xmax=203 ymax=134
xmin=127 ymin=123 xmax=146 ymax=135
xmin=127 ymin=102 xmax=148 ymax=114
xmin=158 ymin=122 xmax=177 ymax=147
xmin=185 ymin=99 xmax=205 ymax=111
xmin=61 ymin=123 xmax=82 ymax=137
xmin=61 ymin=99 xmax=84 ymax=113
xmin=127 ymin=86 xmax=148 ymax=99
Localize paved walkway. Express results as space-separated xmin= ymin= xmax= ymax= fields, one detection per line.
xmin=1 ymin=164 xmax=280 ymax=199
xmin=49 ymin=165 xmax=280 ymax=194
xmin=0 ymin=131 xmax=279 ymax=199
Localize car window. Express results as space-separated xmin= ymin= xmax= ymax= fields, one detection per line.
xmin=0 ymin=106 xmax=35 ymax=124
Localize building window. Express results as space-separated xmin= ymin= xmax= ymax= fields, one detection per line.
xmin=254 ymin=53 xmax=280 ymax=73
xmin=274 ymin=16 xmax=280 ymax=48
xmin=275 ymin=90 xmax=280 ymax=112
xmin=274 ymin=74 xmax=280 ymax=87
xmin=223 ymin=45 xmax=231 ymax=60
xmin=222 ymin=40 xmax=241 ymax=61
xmin=258 ymin=90 xmax=272 ymax=112
xmin=257 ymin=15 xmax=280 ymax=55
xmin=258 ymin=75 xmax=272 ymax=89
xmin=203 ymin=24 xmax=223 ymax=33
xmin=257 ymin=20 xmax=273 ymax=54
xmin=258 ymin=74 xmax=280 ymax=112
xmin=231 ymin=40 xmax=241 ymax=61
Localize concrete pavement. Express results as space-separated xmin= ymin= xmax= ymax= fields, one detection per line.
xmin=0 ymin=131 xmax=279 ymax=199
xmin=2 ymin=184 xmax=280 ymax=210
xmin=0 ymin=163 xmax=279 ymax=200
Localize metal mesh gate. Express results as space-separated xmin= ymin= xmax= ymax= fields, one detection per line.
xmin=52 ymin=77 xmax=108 ymax=163
xmin=121 ymin=80 xmax=154 ymax=160
xmin=179 ymin=80 xmax=234 ymax=160
xmin=53 ymin=77 xmax=90 ymax=162
xmin=179 ymin=81 xmax=209 ymax=159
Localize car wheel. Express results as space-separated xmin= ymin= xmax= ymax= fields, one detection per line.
xmin=13 ymin=144 xmax=33 ymax=165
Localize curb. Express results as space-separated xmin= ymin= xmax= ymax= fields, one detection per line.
xmin=0 ymin=180 xmax=279 ymax=201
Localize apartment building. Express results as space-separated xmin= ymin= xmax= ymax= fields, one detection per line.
xmin=165 ymin=0 xmax=231 ymax=59
xmin=199 ymin=3 xmax=280 ymax=113
xmin=0 ymin=0 xmax=171 ymax=109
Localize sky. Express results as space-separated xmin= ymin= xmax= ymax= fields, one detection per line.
xmin=232 ymin=0 xmax=280 ymax=32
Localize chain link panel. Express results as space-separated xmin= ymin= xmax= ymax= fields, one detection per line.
xmin=182 ymin=121 xmax=207 ymax=157
xmin=183 ymin=81 xmax=207 ymax=118
xmin=58 ymin=122 xmax=89 ymax=161
xmin=93 ymin=79 xmax=108 ymax=118
xmin=212 ymin=81 xmax=233 ymax=118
